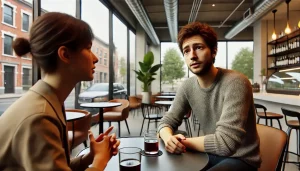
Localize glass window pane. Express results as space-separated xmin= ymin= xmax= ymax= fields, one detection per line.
xmin=215 ymin=42 xmax=227 ymax=69
xmin=4 ymin=4 xmax=13 ymax=25
xmin=161 ymin=43 xmax=188 ymax=92
xmin=41 ymin=0 xmax=76 ymax=16
xmin=81 ymin=0 xmax=110 ymax=108
xmin=4 ymin=35 xmax=13 ymax=55
xmin=0 ymin=1 xmax=32 ymax=116
xmin=113 ymin=14 xmax=127 ymax=99
xmin=22 ymin=13 xmax=29 ymax=31
xmin=228 ymin=41 xmax=254 ymax=81
xmin=130 ymin=31 xmax=136 ymax=95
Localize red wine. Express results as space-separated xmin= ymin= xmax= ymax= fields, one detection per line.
xmin=119 ymin=159 xmax=141 ymax=171
xmin=144 ymin=139 xmax=159 ymax=154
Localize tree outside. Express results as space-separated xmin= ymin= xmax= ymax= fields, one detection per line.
xmin=119 ymin=57 xmax=126 ymax=84
xmin=231 ymin=47 xmax=253 ymax=80
xmin=162 ymin=48 xmax=185 ymax=90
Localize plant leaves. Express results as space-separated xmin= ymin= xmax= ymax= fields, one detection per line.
xmin=139 ymin=62 xmax=150 ymax=72
xmin=149 ymin=64 xmax=162 ymax=73
xmin=144 ymin=51 xmax=154 ymax=66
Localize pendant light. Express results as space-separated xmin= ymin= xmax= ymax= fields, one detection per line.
xmin=272 ymin=9 xmax=277 ymax=40
xmin=298 ymin=20 xmax=300 ymax=29
xmin=284 ymin=0 xmax=291 ymax=34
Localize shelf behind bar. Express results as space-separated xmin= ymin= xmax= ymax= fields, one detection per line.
xmin=267 ymin=63 xmax=300 ymax=70
xmin=268 ymin=29 xmax=300 ymax=45
xmin=268 ymin=47 xmax=300 ymax=57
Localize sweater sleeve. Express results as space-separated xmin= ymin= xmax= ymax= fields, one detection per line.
xmin=157 ymin=82 xmax=190 ymax=133
xmin=204 ymin=77 xmax=252 ymax=156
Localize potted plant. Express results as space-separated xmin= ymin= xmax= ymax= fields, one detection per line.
xmin=134 ymin=51 xmax=162 ymax=103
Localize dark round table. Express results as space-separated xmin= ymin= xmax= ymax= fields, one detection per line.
xmin=76 ymin=137 xmax=208 ymax=171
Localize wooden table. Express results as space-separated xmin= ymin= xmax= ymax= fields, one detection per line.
xmin=80 ymin=102 xmax=121 ymax=134
xmin=76 ymin=137 xmax=208 ymax=171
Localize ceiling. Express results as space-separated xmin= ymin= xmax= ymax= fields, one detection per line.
xmin=262 ymin=0 xmax=300 ymax=20
xmin=109 ymin=0 xmax=292 ymax=43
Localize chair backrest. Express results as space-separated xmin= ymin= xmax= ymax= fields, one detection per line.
xmin=128 ymin=96 xmax=141 ymax=109
xmin=254 ymin=103 xmax=267 ymax=116
xmin=66 ymin=109 xmax=91 ymax=132
xmin=104 ymin=99 xmax=130 ymax=120
xmin=257 ymin=124 xmax=287 ymax=171
xmin=281 ymin=108 xmax=300 ymax=127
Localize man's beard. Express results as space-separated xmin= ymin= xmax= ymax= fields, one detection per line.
xmin=189 ymin=58 xmax=213 ymax=76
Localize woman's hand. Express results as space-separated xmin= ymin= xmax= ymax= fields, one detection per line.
xmin=96 ymin=126 xmax=120 ymax=156
xmin=89 ymin=130 xmax=112 ymax=170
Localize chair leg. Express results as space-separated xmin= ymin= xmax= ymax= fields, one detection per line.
xmin=125 ymin=119 xmax=130 ymax=134
xmin=147 ymin=119 xmax=150 ymax=131
xmin=257 ymin=118 xmax=260 ymax=124
xmin=283 ymin=127 xmax=292 ymax=171
xmin=140 ymin=118 xmax=145 ymax=136
xmin=83 ymin=140 xmax=87 ymax=148
xmin=118 ymin=121 xmax=121 ymax=137
xmin=270 ymin=119 xmax=273 ymax=127
xmin=109 ymin=121 xmax=111 ymax=127
xmin=265 ymin=118 xmax=267 ymax=126
xmin=187 ymin=119 xmax=192 ymax=137
xmin=277 ymin=119 xmax=282 ymax=130
xmin=197 ymin=124 xmax=200 ymax=136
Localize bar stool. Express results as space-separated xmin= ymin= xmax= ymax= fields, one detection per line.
xmin=281 ymin=108 xmax=300 ymax=170
xmin=254 ymin=103 xmax=283 ymax=130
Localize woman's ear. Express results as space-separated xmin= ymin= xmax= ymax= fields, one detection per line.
xmin=57 ymin=46 xmax=71 ymax=64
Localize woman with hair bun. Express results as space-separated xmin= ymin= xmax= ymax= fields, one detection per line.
xmin=0 ymin=12 xmax=119 ymax=171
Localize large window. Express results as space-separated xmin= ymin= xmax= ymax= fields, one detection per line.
xmin=4 ymin=34 xmax=13 ymax=55
xmin=113 ymin=14 xmax=127 ymax=99
xmin=161 ymin=43 xmax=188 ymax=92
xmin=22 ymin=13 xmax=30 ymax=32
xmin=3 ymin=4 xmax=13 ymax=25
xmin=228 ymin=41 xmax=254 ymax=81
xmin=215 ymin=42 xmax=227 ymax=69
xmin=129 ymin=31 xmax=136 ymax=95
xmin=81 ymin=0 xmax=110 ymax=106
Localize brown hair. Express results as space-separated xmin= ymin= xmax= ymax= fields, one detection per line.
xmin=178 ymin=22 xmax=218 ymax=56
xmin=13 ymin=12 xmax=94 ymax=73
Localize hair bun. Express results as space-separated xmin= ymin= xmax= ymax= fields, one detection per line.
xmin=13 ymin=38 xmax=31 ymax=57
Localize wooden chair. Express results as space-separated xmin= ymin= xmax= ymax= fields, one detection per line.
xmin=102 ymin=99 xmax=130 ymax=137
xmin=183 ymin=110 xmax=193 ymax=137
xmin=128 ymin=96 xmax=141 ymax=117
xmin=66 ymin=109 xmax=91 ymax=149
xmin=254 ymin=103 xmax=283 ymax=130
xmin=257 ymin=124 xmax=287 ymax=171
xmin=281 ymin=108 xmax=300 ymax=170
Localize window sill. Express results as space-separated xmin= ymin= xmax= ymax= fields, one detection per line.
xmin=1 ymin=22 xmax=17 ymax=29
xmin=21 ymin=57 xmax=31 ymax=60
xmin=2 ymin=54 xmax=16 ymax=58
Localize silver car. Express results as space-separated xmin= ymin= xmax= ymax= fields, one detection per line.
xmin=78 ymin=83 xmax=127 ymax=103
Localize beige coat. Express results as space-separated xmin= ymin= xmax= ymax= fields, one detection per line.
xmin=0 ymin=80 xmax=98 ymax=171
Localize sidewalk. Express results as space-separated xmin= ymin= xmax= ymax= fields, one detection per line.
xmin=0 ymin=93 xmax=23 ymax=99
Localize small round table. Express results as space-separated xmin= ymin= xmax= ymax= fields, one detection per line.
xmin=66 ymin=111 xmax=85 ymax=148
xmin=155 ymin=100 xmax=173 ymax=110
xmin=80 ymin=102 xmax=122 ymax=134
xmin=156 ymin=95 xmax=175 ymax=100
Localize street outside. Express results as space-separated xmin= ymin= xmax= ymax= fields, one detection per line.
xmin=0 ymin=93 xmax=75 ymax=116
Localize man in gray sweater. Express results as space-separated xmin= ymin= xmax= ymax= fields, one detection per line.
xmin=158 ymin=22 xmax=261 ymax=170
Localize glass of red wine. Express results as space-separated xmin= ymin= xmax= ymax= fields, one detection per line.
xmin=119 ymin=147 xmax=142 ymax=171
xmin=144 ymin=130 xmax=159 ymax=155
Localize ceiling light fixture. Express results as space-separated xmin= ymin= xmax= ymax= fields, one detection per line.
xmin=212 ymin=4 xmax=215 ymax=7
xmin=298 ymin=20 xmax=300 ymax=28
xmin=271 ymin=9 xmax=277 ymax=40
xmin=284 ymin=0 xmax=291 ymax=34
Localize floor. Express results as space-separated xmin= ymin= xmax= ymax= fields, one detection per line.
xmin=71 ymin=109 xmax=299 ymax=171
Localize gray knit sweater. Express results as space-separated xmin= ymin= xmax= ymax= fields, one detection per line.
xmin=158 ymin=68 xmax=261 ymax=168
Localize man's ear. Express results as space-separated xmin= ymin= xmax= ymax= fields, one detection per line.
xmin=57 ymin=46 xmax=71 ymax=64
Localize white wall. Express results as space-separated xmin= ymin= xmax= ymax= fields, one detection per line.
xmin=148 ymin=45 xmax=161 ymax=94
xmin=135 ymin=23 xmax=146 ymax=94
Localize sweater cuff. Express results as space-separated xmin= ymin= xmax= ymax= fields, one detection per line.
xmin=204 ymin=134 xmax=217 ymax=154
xmin=157 ymin=124 xmax=174 ymax=134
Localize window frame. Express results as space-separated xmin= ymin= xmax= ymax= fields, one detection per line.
xmin=1 ymin=30 xmax=16 ymax=57
xmin=1 ymin=1 xmax=17 ymax=28
xmin=21 ymin=9 xmax=31 ymax=32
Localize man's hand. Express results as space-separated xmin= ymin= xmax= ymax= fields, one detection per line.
xmin=164 ymin=134 xmax=187 ymax=154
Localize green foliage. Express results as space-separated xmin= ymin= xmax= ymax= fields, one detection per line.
xmin=231 ymin=47 xmax=253 ymax=80
xmin=162 ymin=48 xmax=185 ymax=88
xmin=134 ymin=51 xmax=162 ymax=92
xmin=119 ymin=57 xmax=126 ymax=83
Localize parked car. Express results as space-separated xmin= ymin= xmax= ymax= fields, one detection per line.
xmin=78 ymin=83 xmax=127 ymax=104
